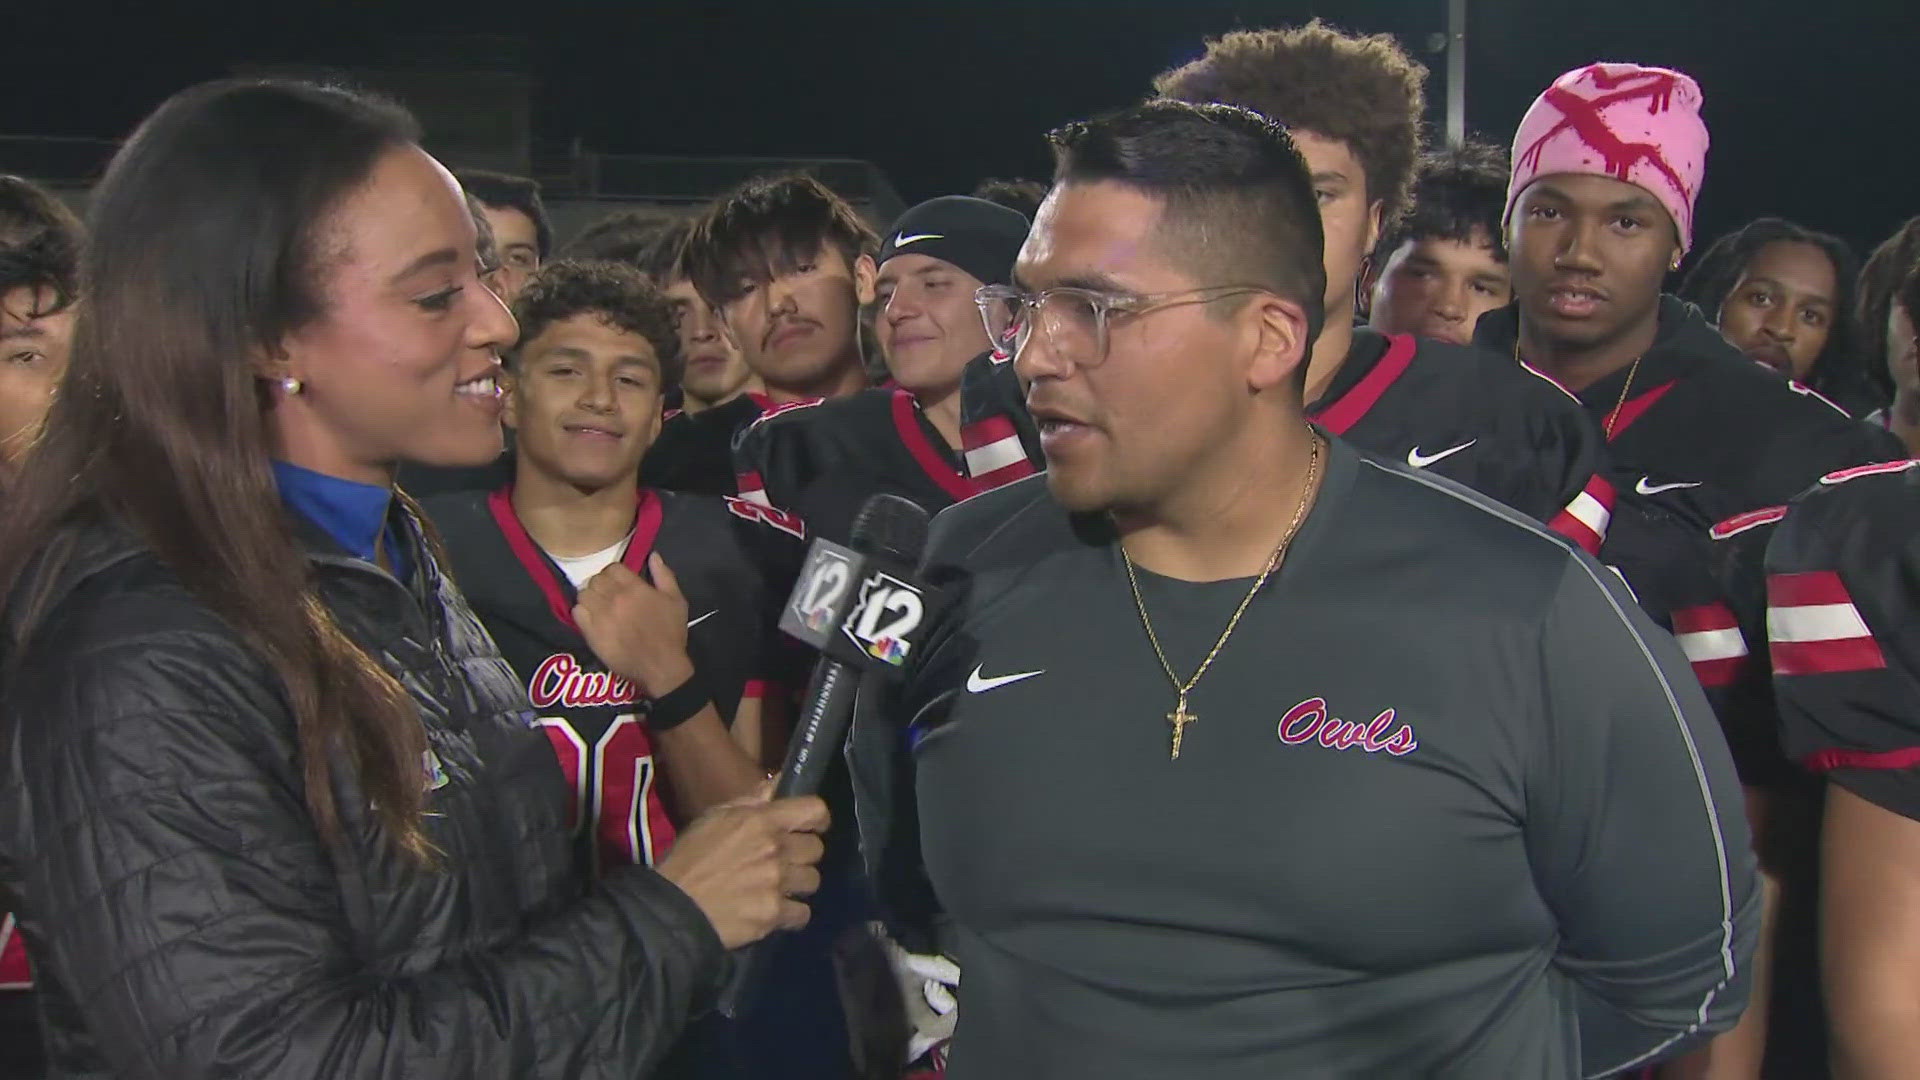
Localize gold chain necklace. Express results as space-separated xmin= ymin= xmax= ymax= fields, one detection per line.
xmin=1515 ymin=338 xmax=1642 ymax=440
xmin=1120 ymin=433 xmax=1323 ymax=760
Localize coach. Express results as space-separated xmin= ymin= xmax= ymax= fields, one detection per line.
xmin=860 ymin=100 xmax=1759 ymax=1079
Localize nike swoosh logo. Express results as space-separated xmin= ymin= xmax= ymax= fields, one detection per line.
xmin=687 ymin=611 xmax=717 ymax=629
xmin=966 ymin=665 xmax=1045 ymax=693
xmin=1635 ymin=478 xmax=1704 ymax=496
xmin=1406 ymin=440 xmax=1476 ymax=469
xmin=892 ymin=232 xmax=944 ymax=248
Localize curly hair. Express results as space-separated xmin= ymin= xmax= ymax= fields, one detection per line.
xmin=1679 ymin=218 xmax=1879 ymax=412
xmin=1371 ymin=141 xmax=1509 ymax=267
xmin=1858 ymin=216 xmax=1920 ymax=400
xmin=509 ymin=259 xmax=683 ymax=389
xmin=0 ymin=175 xmax=83 ymax=313
xmin=1152 ymin=21 xmax=1428 ymax=230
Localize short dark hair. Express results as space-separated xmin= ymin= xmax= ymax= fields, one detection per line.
xmin=1153 ymin=21 xmax=1428 ymax=230
xmin=1679 ymin=218 xmax=1872 ymax=404
xmin=465 ymin=192 xmax=499 ymax=273
xmin=560 ymin=208 xmax=681 ymax=268
xmin=636 ymin=218 xmax=696 ymax=284
xmin=1858 ymin=216 xmax=1920 ymax=401
xmin=970 ymin=178 xmax=1049 ymax=220
xmin=1371 ymin=142 xmax=1510 ymax=269
xmin=457 ymin=169 xmax=551 ymax=259
xmin=510 ymin=259 xmax=683 ymax=389
xmin=1046 ymin=99 xmax=1328 ymax=355
xmin=0 ymin=175 xmax=83 ymax=313
xmin=683 ymin=173 xmax=878 ymax=308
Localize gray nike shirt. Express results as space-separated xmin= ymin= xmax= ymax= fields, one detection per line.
xmin=877 ymin=436 xmax=1759 ymax=1079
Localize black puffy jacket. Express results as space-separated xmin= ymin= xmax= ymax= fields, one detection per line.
xmin=0 ymin=508 xmax=727 ymax=1078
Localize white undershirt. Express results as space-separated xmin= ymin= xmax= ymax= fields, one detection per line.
xmin=548 ymin=528 xmax=635 ymax=589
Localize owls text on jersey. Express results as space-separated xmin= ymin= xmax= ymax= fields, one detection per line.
xmin=424 ymin=486 xmax=804 ymax=870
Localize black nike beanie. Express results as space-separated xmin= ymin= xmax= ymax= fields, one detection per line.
xmin=875 ymin=195 xmax=1031 ymax=287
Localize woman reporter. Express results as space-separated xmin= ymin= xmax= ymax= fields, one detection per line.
xmin=0 ymin=79 xmax=824 ymax=1079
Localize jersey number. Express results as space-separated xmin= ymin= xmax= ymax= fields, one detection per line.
xmin=537 ymin=715 xmax=673 ymax=870
xmin=725 ymin=495 xmax=807 ymax=539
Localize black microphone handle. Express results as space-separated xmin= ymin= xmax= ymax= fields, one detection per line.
xmin=715 ymin=654 xmax=864 ymax=1019
xmin=771 ymin=658 xmax=860 ymax=800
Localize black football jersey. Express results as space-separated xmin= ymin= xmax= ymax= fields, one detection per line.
xmin=955 ymin=330 xmax=1614 ymax=551
xmin=1607 ymin=483 xmax=1794 ymax=787
xmin=735 ymin=386 xmax=999 ymax=544
xmin=1480 ymin=298 xmax=1904 ymax=776
xmin=1310 ymin=329 xmax=1615 ymax=551
xmin=1769 ymin=459 xmax=1920 ymax=819
xmin=1477 ymin=297 xmax=1905 ymax=509
xmin=1658 ymin=486 xmax=1835 ymax=1076
xmin=642 ymin=392 xmax=781 ymax=497
xmin=958 ymin=352 xmax=1042 ymax=490
xmin=1591 ymin=474 xmax=1846 ymax=784
xmin=1478 ymin=298 xmax=1901 ymax=777
xmin=424 ymin=486 xmax=804 ymax=871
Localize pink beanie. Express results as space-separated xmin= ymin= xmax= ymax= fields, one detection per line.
xmin=1505 ymin=63 xmax=1709 ymax=252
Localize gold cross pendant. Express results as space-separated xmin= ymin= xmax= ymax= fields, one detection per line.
xmin=1168 ymin=698 xmax=1196 ymax=760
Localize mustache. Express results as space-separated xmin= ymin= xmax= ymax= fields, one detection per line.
xmin=763 ymin=317 xmax=820 ymax=349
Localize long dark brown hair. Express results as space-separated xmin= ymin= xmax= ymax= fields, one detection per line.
xmin=0 ymin=80 xmax=435 ymax=857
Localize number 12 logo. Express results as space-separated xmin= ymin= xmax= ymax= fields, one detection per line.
xmin=793 ymin=550 xmax=853 ymax=633
xmin=843 ymin=572 xmax=925 ymax=666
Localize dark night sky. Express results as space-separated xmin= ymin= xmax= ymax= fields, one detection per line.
xmin=11 ymin=1 xmax=1918 ymax=256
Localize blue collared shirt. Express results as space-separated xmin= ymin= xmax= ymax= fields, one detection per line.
xmin=271 ymin=459 xmax=411 ymax=582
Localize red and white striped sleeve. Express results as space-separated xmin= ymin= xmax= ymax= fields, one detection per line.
xmin=960 ymin=414 xmax=1037 ymax=489
xmin=1670 ymin=601 xmax=1749 ymax=690
xmin=1767 ymin=571 xmax=1888 ymax=681
xmin=1769 ymin=461 xmax=1920 ymax=816
xmin=1547 ymin=473 xmax=1615 ymax=556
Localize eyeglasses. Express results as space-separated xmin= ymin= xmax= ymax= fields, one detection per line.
xmin=974 ymin=283 xmax=1269 ymax=369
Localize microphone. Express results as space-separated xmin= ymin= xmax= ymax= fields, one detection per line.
xmin=716 ymin=493 xmax=933 ymax=1019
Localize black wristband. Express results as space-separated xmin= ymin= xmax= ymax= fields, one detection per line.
xmin=645 ymin=671 xmax=711 ymax=733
